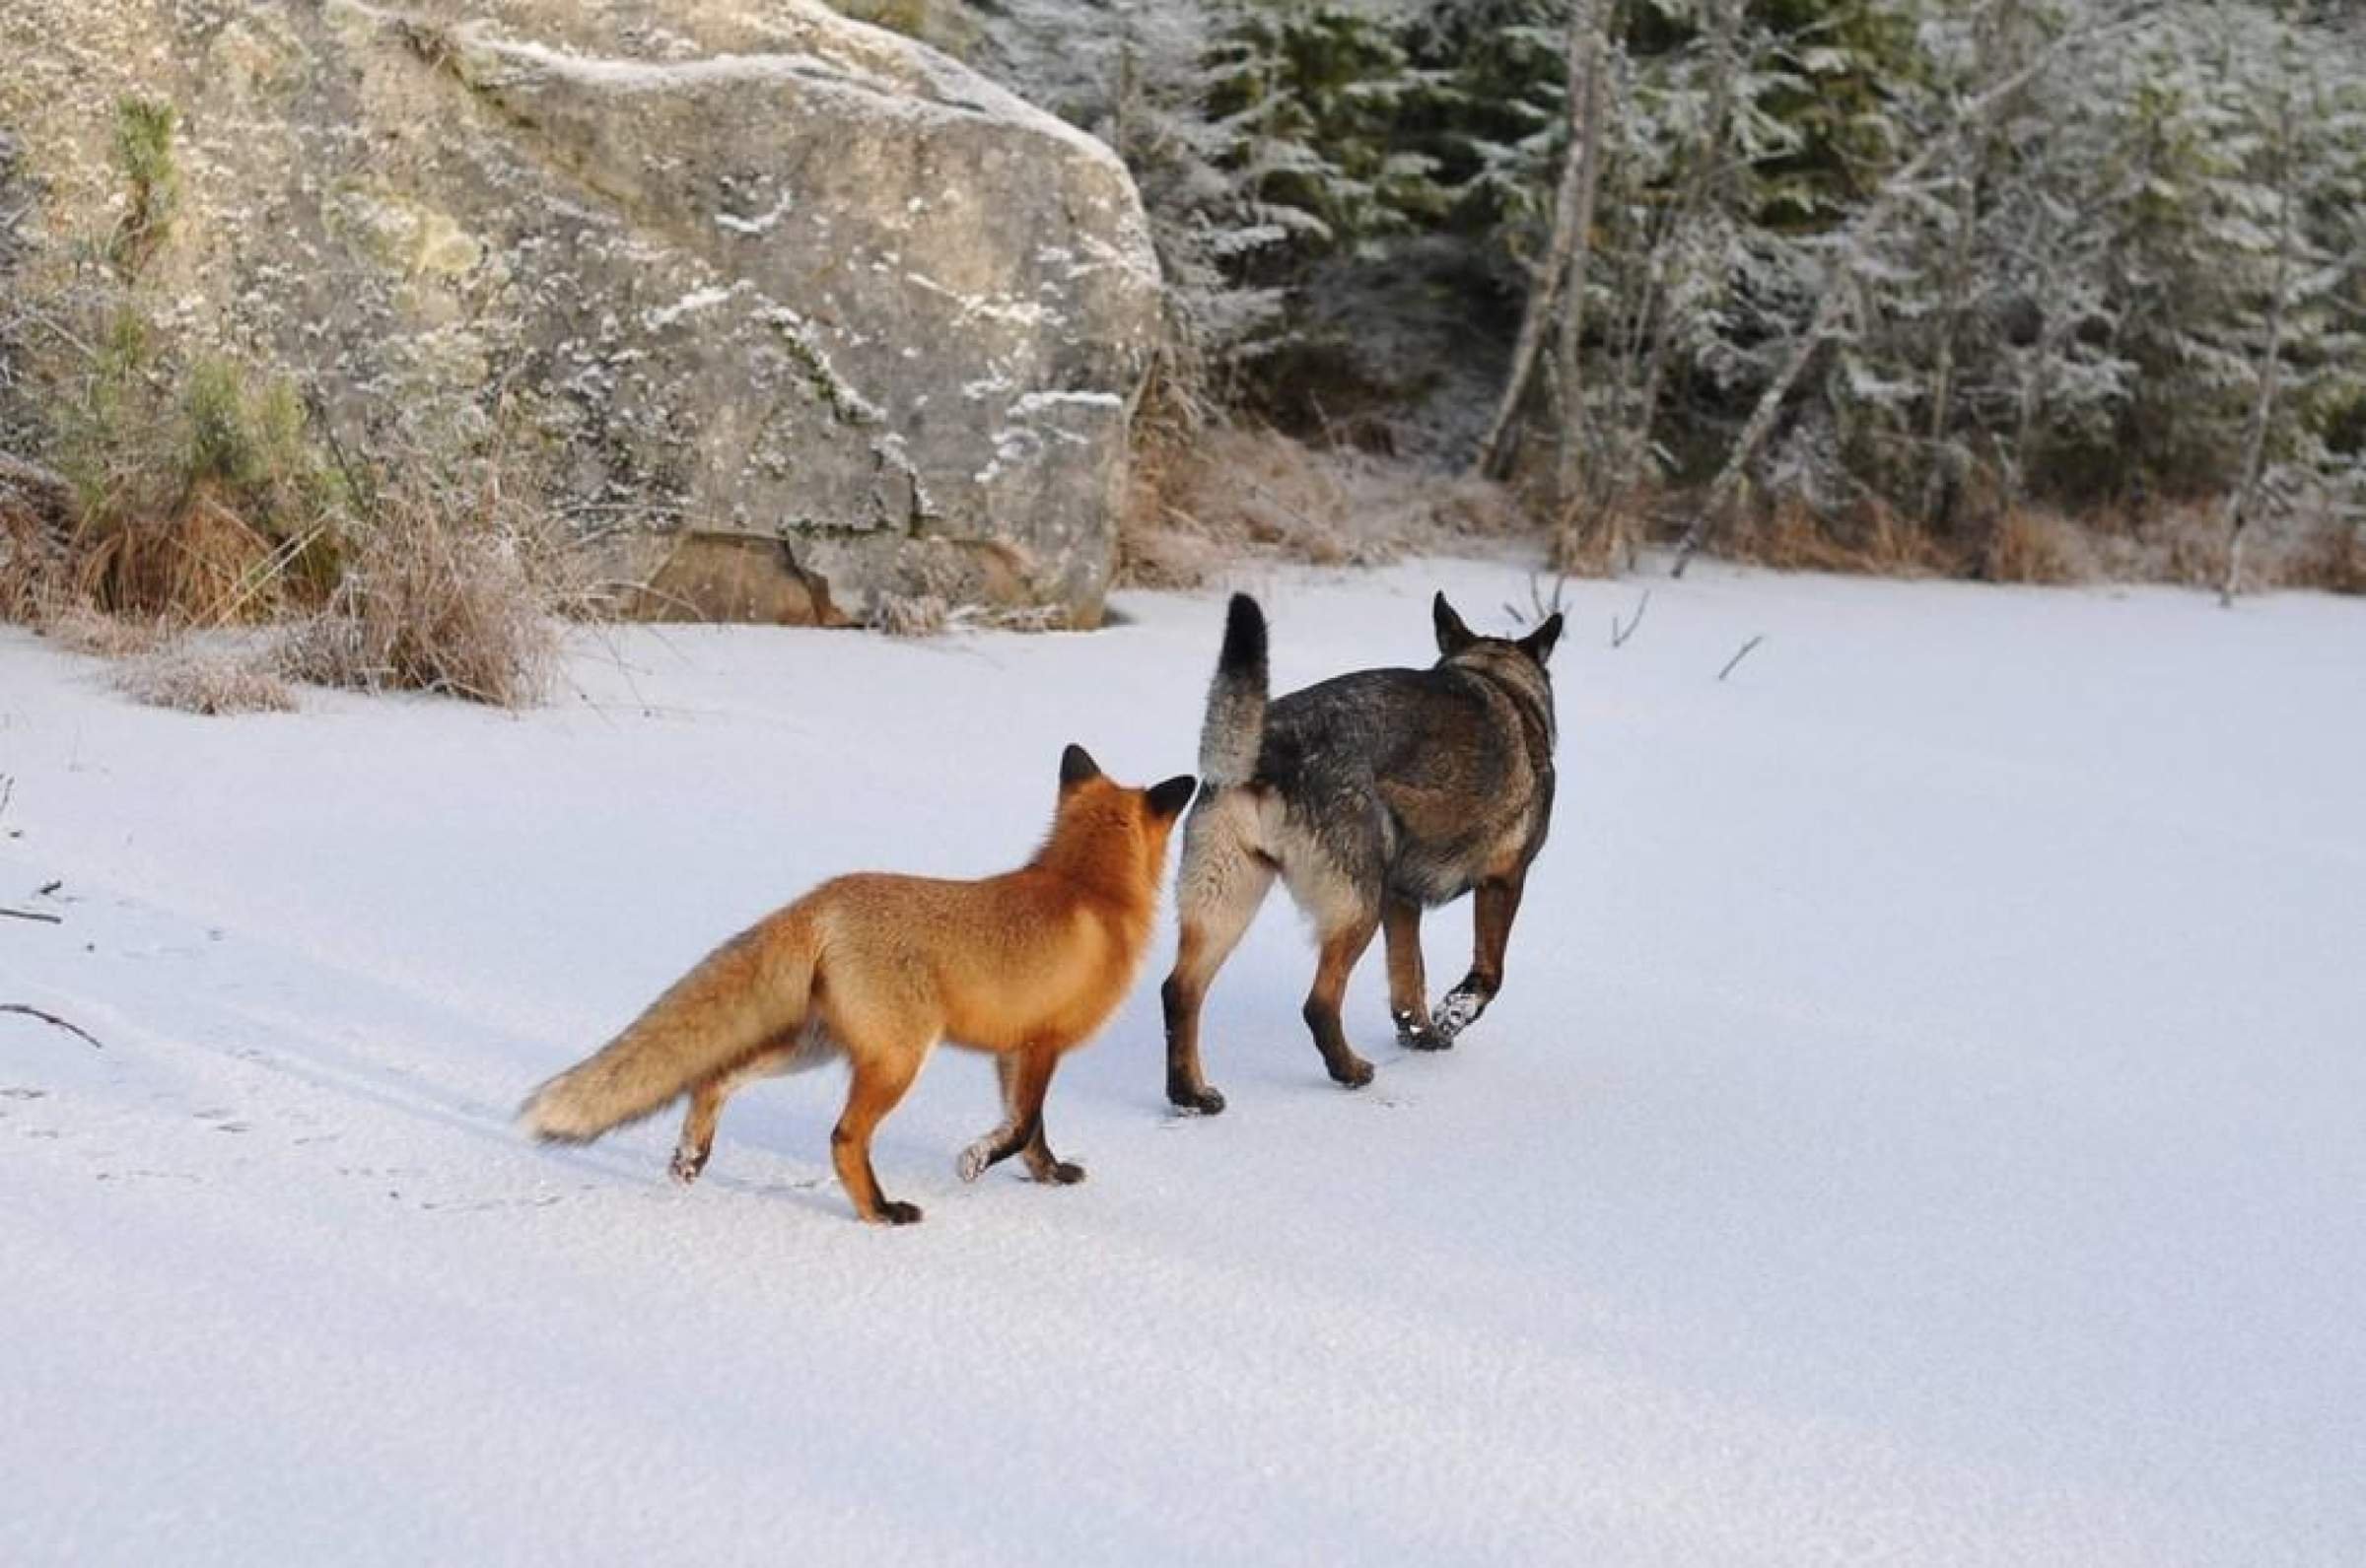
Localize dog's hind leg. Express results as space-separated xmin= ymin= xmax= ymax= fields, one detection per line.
xmin=1161 ymin=793 xmax=1276 ymax=1115
xmin=1433 ymin=873 xmax=1525 ymax=1044
xmin=1383 ymin=895 xmax=1449 ymax=1051
xmin=1303 ymin=907 xmax=1382 ymax=1088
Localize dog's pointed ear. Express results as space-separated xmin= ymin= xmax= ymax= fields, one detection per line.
xmin=1146 ymin=775 xmax=1198 ymax=821
xmin=1520 ymin=611 xmax=1565 ymax=666
xmin=1059 ymin=743 xmax=1102 ymax=791
xmin=1433 ymin=591 xmax=1475 ymax=656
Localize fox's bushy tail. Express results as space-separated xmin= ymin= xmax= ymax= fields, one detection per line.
xmin=520 ymin=914 xmax=816 ymax=1142
xmin=1198 ymin=593 xmax=1268 ymax=788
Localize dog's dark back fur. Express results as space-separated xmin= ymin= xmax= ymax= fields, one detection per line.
xmin=1259 ymin=648 xmax=1556 ymax=907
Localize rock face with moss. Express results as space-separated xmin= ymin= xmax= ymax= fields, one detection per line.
xmin=0 ymin=0 xmax=1160 ymax=624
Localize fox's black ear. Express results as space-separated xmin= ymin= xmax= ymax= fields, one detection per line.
xmin=1520 ymin=611 xmax=1564 ymax=666
xmin=1433 ymin=591 xmax=1475 ymax=655
xmin=1059 ymin=743 xmax=1102 ymax=790
xmin=1146 ymin=775 xmax=1198 ymax=821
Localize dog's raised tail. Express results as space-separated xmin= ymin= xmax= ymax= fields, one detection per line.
xmin=520 ymin=914 xmax=815 ymax=1143
xmin=1198 ymin=592 xmax=1269 ymax=789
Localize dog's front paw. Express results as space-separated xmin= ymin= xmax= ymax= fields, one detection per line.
xmin=870 ymin=1199 xmax=924 ymax=1226
xmin=1394 ymin=1009 xmax=1452 ymax=1052
xmin=668 ymin=1146 xmax=708 ymax=1185
xmin=1431 ymin=986 xmax=1488 ymax=1044
xmin=1037 ymin=1159 xmax=1087 ymax=1186
xmin=1168 ymin=1082 xmax=1227 ymax=1117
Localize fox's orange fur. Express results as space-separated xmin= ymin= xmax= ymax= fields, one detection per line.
xmin=521 ymin=745 xmax=1195 ymax=1224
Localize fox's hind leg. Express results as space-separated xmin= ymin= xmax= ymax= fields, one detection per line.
xmin=1161 ymin=790 xmax=1277 ymax=1116
xmin=830 ymin=1039 xmax=934 ymax=1225
xmin=1433 ymin=873 xmax=1525 ymax=1044
xmin=669 ymin=1051 xmax=786 ymax=1184
xmin=1383 ymin=895 xmax=1448 ymax=1052
xmin=960 ymin=1046 xmax=1079 ymax=1185
xmin=669 ymin=1075 xmax=730 ymax=1185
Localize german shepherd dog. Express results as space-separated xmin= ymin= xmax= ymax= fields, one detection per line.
xmin=1160 ymin=591 xmax=1563 ymax=1113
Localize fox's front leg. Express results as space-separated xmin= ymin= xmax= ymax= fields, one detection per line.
xmin=1433 ymin=876 xmax=1524 ymax=1044
xmin=958 ymin=1047 xmax=1068 ymax=1184
xmin=1005 ymin=1052 xmax=1086 ymax=1184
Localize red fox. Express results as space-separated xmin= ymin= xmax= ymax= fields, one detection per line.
xmin=522 ymin=745 xmax=1196 ymax=1224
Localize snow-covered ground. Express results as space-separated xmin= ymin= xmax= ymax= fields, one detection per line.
xmin=4 ymin=558 xmax=2360 ymax=1565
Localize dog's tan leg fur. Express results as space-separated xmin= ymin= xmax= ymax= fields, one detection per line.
xmin=1162 ymin=793 xmax=1276 ymax=1115
xmin=1302 ymin=912 xmax=1380 ymax=1088
xmin=1383 ymin=895 xmax=1448 ymax=1051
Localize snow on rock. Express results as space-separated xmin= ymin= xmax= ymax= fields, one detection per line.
xmin=0 ymin=0 xmax=1161 ymax=626
xmin=3 ymin=560 xmax=2361 ymax=1564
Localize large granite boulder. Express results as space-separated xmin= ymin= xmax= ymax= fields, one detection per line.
xmin=0 ymin=0 xmax=1162 ymax=623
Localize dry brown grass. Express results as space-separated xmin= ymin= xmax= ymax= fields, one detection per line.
xmin=275 ymin=494 xmax=559 ymax=708
xmin=1982 ymin=506 xmax=2089 ymax=585
xmin=1724 ymin=494 xmax=1964 ymax=578
xmin=1119 ymin=424 xmax=1531 ymax=590
xmin=67 ymin=493 xmax=300 ymax=625
xmin=114 ymin=640 xmax=296 ymax=715
xmin=1549 ymin=485 xmax=1656 ymax=578
xmin=2292 ymin=519 xmax=2366 ymax=594
xmin=41 ymin=602 xmax=173 ymax=658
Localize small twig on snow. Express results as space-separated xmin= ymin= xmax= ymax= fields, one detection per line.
xmin=1610 ymin=588 xmax=1651 ymax=648
xmin=1717 ymin=634 xmax=1766 ymax=682
xmin=1 ymin=1002 xmax=104 ymax=1049
xmin=1 ymin=907 xmax=63 ymax=924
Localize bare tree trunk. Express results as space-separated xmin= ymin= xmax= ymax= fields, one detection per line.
xmin=1922 ymin=0 xmax=2030 ymax=536
xmin=1613 ymin=0 xmax=1736 ymax=508
xmin=1473 ymin=0 xmax=1603 ymax=483
xmin=1671 ymin=6 xmax=2143 ymax=579
xmin=1918 ymin=167 xmax=1981 ymax=531
xmin=1552 ymin=11 xmax=1611 ymax=510
xmin=2223 ymin=93 xmax=2296 ymax=609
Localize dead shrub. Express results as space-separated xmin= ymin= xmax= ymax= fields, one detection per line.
xmin=1119 ymin=423 xmax=1534 ymax=589
xmin=276 ymin=491 xmax=558 ymax=707
xmin=114 ymin=640 xmax=296 ymax=715
xmin=1549 ymin=484 xmax=1657 ymax=578
xmin=2150 ymin=502 xmax=2229 ymax=589
xmin=1983 ymin=506 xmax=2088 ymax=585
xmin=1 ymin=493 xmax=62 ymax=622
xmin=1726 ymin=494 xmax=1961 ymax=578
xmin=2292 ymin=520 xmax=2366 ymax=594
xmin=70 ymin=494 xmax=286 ymax=624
xmin=868 ymin=590 xmax=951 ymax=638
xmin=42 ymin=602 xmax=172 ymax=658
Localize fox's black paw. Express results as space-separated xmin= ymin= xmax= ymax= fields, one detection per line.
xmin=667 ymin=1148 xmax=708 ymax=1185
xmin=871 ymin=1199 xmax=924 ymax=1226
xmin=1330 ymin=1056 xmax=1376 ymax=1089
xmin=1037 ymin=1160 xmax=1087 ymax=1186
xmin=1169 ymin=1083 xmax=1227 ymax=1117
